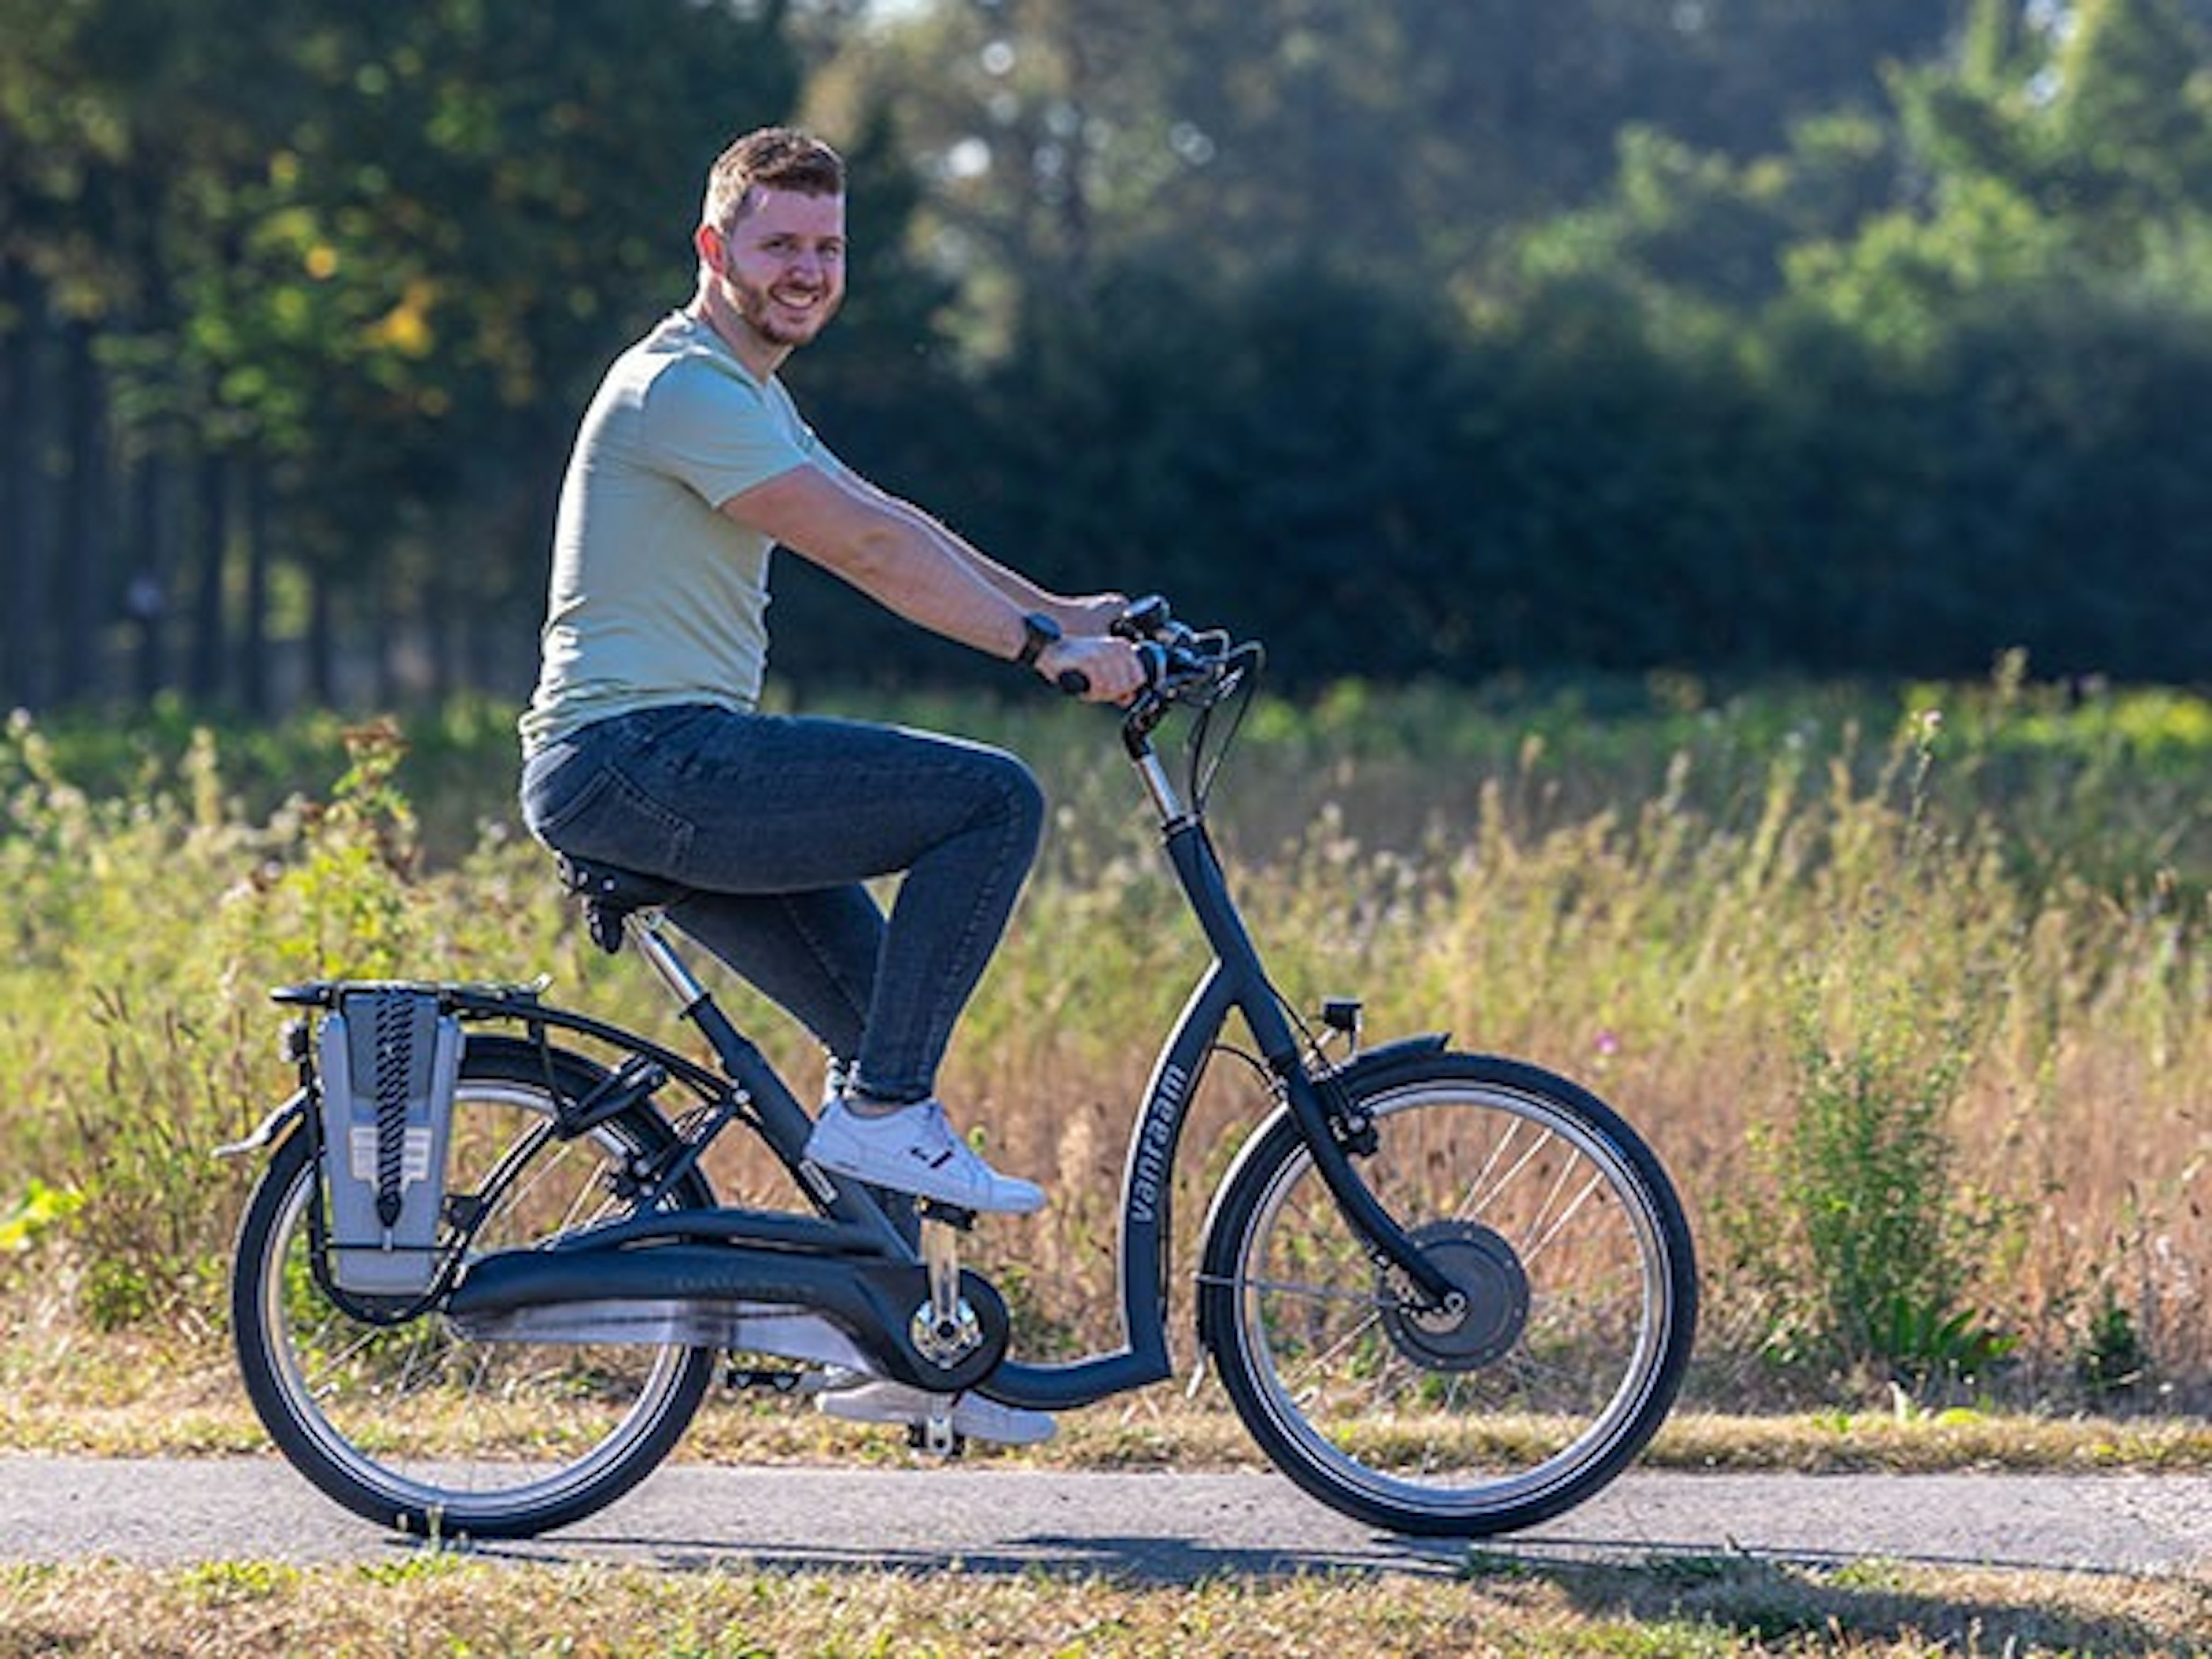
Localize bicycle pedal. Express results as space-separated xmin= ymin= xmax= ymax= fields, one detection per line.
xmin=908 ymin=1414 xmax=965 ymax=1457
xmin=916 ymin=1199 xmax=977 ymax=1230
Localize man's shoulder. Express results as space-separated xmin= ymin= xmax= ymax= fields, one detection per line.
xmin=616 ymin=316 xmax=759 ymax=395
xmin=596 ymin=326 xmax=775 ymax=444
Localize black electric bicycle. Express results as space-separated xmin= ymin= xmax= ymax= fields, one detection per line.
xmin=222 ymin=601 xmax=1697 ymax=1541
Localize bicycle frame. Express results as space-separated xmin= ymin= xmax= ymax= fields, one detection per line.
xmin=231 ymin=607 xmax=1698 ymax=1544
xmin=278 ymin=657 xmax=1462 ymax=1408
xmin=518 ymin=722 xmax=1457 ymax=1410
xmin=983 ymin=740 xmax=1459 ymax=1409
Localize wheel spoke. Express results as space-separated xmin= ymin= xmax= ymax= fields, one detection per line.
xmin=1521 ymin=1159 xmax=1610 ymax=1265
xmin=234 ymin=1060 xmax=718 ymax=1536
xmin=1205 ymin=1063 xmax=1694 ymax=1536
xmin=1213 ymin=1272 xmax=1383 ymax=1308
xmin=1271 ymin=1304 xmax=1388 ymax=1397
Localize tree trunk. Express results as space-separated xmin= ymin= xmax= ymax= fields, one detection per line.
xmin=424 ymin=552 xmax=453 ymax=703
xmin=2 ymin=260 xmax=47 ymax=710
xmin=188 ymin=451 xmax=230 ymax=703
xmin=123 ymin=161 xmax=183 ymax=705
xmin=308 ymin=558 xmax=337 ymax=706
xmin=57 ymin=317 xmax=107 ymax=705
xmin=1965 ymin=0 xmax=2025 ymax=84
xmin=243 ymin=461 xmax=271 ymax=716
xmin=126 ymin=453 xmax=172 ymax=702
xmin=372 ymin=558 xmax=396 ymax=707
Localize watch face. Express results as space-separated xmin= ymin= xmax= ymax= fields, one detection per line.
xmin=1020 ymin=612 xmax=1062 ymax=664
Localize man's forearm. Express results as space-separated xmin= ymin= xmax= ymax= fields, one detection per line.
xmin=862 ymin=483 xmax=1068 ymax=618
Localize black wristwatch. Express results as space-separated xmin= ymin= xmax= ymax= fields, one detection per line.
xmin=1014 ymin=611 xmax=1063 ymax=669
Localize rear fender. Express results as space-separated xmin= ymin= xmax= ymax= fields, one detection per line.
xmin=214 ymin=1090 xmax=310 ymax=1162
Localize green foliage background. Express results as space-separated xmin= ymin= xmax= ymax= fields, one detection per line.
xmin=5 ymin=0 xmax=2211 ymax=708
xmin=3 ymin=0 xmax=2209 ymax=1420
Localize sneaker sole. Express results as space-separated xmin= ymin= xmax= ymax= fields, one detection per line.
xmin=803 ymin=1150 xmax=1044 ymax=1215
xmin=818 ymin=1387 xmax=1056 ymax=1446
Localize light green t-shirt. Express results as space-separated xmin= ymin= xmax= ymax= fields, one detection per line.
xmin=519 ymin=310 xmax=838 ymax=755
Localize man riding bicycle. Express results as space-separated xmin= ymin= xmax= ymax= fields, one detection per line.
xmin=517 ymin=126 xmax=1141 ymax=1212
xmin=519 ymin=127 xmax=1147 ymax=1438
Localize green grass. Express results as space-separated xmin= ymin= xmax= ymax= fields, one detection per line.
xmin=0 ymin=668 xmax=2206 ymax=1419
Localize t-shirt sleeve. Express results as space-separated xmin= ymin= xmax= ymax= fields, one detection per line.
xmin=643 ymin=358 xmax=813 ymax=509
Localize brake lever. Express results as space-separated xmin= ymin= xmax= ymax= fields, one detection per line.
xmin=1112 ymin=594 xmax=1173 ymax=641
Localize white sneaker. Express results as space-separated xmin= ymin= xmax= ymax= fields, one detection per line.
xmin=817 ymin=1375 xmax=1057 ymax=1446
xmin=804 ymin=1096 xmax=1046 ymax=1215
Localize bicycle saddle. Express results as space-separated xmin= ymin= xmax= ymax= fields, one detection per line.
xmin=555 ymin=854 xmax=695 ymax=953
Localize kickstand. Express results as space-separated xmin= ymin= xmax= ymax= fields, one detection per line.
xmin=912 ymin=1400 xmax=963 ymax=1457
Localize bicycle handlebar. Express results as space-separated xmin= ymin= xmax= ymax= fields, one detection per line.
xmin=1053 ymin=596 xmax=1242 ymax=697
xmin=1119 ymin=596 xmax=1246 ymax=697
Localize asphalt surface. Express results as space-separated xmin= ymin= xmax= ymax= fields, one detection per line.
xmin=3 ymin=1458 xmax=2209 ymax=1580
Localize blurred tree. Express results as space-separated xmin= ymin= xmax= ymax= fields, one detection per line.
xmin=802 ymin=0 xmax=1978 ymax=356
xmin=1499 ymin=114 xmax=1902 ymax=316
xmin=1484 ymin=0 xmax=2212 ymax=680
xmin=7 ymin=0 xmax=2207 ymax=704
xmin=174 ymin=0 xmax=809 ymax=706
xmin=1661 ymin=1 xmax=1969 ymax=156
xmin=1 ymin=0 xmax=808 ymax=711
xmin=1904 ymin=0 xmax=2212 ymax=249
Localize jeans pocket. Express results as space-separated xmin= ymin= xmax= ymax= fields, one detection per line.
xmin=522 ymin=758 xmax=695 ymax=876
xmin=521 ymin=756 xmax=614 ymax=843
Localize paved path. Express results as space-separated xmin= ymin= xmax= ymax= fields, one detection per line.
xmin=3 ymin=1459 xmax=2209 ymax=1580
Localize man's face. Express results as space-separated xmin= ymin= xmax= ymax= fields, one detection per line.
xmin=710 ymin=187 xmax=847 ymax=351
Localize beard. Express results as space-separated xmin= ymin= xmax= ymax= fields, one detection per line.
xmin=731 ymin=271 xmax=843 ymax=349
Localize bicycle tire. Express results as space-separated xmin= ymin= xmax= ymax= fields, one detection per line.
xmin=230 ymin=1037 xmax=718 ymax=1539
xmin=1199 ymin=1050 xmax=1696 ymax=1536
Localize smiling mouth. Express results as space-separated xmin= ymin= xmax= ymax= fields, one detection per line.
xmin=740 ymin=279 xmax=838 ymax=344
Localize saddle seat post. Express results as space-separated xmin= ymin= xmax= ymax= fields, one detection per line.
xmin=626 ymin=909 xmax=711 ymax=1013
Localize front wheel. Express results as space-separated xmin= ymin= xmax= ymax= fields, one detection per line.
xmin=230 ymin=1039 xmax=718 ymax=1539
xmin=1199 ymin=1052 xmax=1696 ymax=1536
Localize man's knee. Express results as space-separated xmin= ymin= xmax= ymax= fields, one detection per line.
xmin=983 ymin=749 xmax=1046 ymax=850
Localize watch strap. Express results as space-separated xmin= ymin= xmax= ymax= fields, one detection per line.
xmin=1015 ymin=611 xmax=1062 ymax=668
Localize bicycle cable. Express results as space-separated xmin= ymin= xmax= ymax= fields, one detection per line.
xmin=1184 ymin=641 xmax=1264 ymax=816
xmin=1183 ymin=643 xmax=1344 ymax=1085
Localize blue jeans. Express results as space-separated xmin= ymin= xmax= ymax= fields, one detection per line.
xmin=520 ymin=704 xmax=1044 ymax=1101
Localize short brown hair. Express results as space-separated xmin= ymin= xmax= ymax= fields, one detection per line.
xmin=703 ymin=127 xmax=845 ymax=230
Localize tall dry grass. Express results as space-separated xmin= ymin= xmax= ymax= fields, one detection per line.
xmin=0 ymin=671 xmax=2203 ymax=1415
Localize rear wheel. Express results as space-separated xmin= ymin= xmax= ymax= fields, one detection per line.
xmin=1200 ymin=1052 xmax=1696 ymax=1536
xmin=230 ymin=1040 xmax=717 ymax=1539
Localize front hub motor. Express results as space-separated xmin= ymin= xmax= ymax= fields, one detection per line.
xmin=1378 ymin=1219 xmax=1531 ymax=1370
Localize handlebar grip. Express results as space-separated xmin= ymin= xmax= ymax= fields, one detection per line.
xmin=1056 ymin=668 xmax=1091 ymax=697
